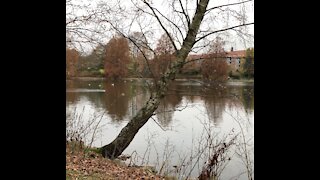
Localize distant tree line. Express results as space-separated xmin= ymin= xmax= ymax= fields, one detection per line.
xmin=66 ymin=35 xmax=254 ymax=81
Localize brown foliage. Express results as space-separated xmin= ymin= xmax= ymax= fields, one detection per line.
xmin=201 ymin=37 xmax=228 ymax=83
xmin=155 ymin=34 xmax=175 ymax=55
xmin=201 ymin=57 xmax=229 ymax=83
xmin=151 ymin=34 xmax=176 ymax=79
xmin=66 ymin=48 xmax=79 ymax=78
xmin=151 ymin=54 xmax=176 ymax=79
xmin=181 ymin=60 xmax=199 ymax=74
xmin=104 ymin=36 xmax=130 ymax=80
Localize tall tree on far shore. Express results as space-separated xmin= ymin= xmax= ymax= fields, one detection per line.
xmin=77 ymin=44 xmax=106 ymax=73
xmin=128 ymin=32 xmax=152 ymax=77
xmin=152 ymin=34 xmax=176 ymax=79
xmin=155 ymin=33 xmax=175 ymax=55
xmin=201 ymin=37 xmax=228 ymax=83
xmin=243 ymin=48 xmax=254 ymax=78
xmin=104 ymin=36 xmax=130 ymax=80
xmin=66 ymin=48 xmax=79 ymax=78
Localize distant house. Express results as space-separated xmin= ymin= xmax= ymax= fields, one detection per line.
xmin=183 ymin=49 xmax=246 ymax=74
xmin=225 ymin=50 xmax=246 ymax=73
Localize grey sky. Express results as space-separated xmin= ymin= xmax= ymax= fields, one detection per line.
xmin=67 ymin=0 xmax=254 ymax=54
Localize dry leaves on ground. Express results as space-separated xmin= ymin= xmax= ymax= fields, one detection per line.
xmin=66 ymin=148 xmax=165 ymax=180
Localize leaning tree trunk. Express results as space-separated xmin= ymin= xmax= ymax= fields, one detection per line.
xmin=100 ymin=0 xmax=210 ymax=159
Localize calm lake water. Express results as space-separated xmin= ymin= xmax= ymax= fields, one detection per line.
xmin=66 ymin=78 xmax=254 ymax=180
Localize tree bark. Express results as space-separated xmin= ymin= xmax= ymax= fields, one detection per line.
xmin=100 ymin=0 xmax=210 ymax=159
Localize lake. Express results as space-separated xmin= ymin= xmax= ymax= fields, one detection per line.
xmin=66 ymin=78 xmax=254 ymax=180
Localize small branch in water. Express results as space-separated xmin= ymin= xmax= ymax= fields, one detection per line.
xmin=153 ymin=103 xmax=190 ymax=115
xmin=151 ymin=117 xmax=167 ymax=131
xmin=89 ymin=111 xmax=106 ymax=148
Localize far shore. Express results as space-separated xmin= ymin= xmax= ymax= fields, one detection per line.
xmin=67 ymin=76 xmax=254 ymax=83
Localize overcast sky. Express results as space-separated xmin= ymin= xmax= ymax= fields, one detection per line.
xmin=67 ymin=0 xmax=254 ymax=54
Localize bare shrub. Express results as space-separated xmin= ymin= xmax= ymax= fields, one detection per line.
xmin=66 ymin=106 xmax=105 ymax=153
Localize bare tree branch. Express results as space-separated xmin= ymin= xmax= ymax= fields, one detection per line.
xmin=178 ymin=0 xmax=191 ymax=27
xmin=152 ymin=7 xmax=185 ymax=43
xmin=195 ymin=22 xmax=254 ymax=44
xmin=206 ymin=0 xmax=253 ymax=14
xmin=143 ymin=0 xmax=178 ymax=52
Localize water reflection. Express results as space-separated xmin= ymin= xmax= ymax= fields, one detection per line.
xmin=66 ymin=79 xmax=254 ymax=180
xmin=126 ymin=80 xmax=149 ymax=118
xmin=156 ymin=83 xmax=183 ymax=127
xmin=66 ymin=79 xmax=254 ymax=125
xmin=66 ymin=80 xmax=106 ymax=108
xmin=66 ymin=80 xmax=77 ymax=104
xmin=103 ymin=81 xmax=131 ymax=121
xmin=202 ymin=86 xmax=228 ymax=125
xmin=241 ymin=85 xmax=254 ymax=113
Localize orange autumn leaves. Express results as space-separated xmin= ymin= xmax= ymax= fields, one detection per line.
xmin=104 ymin=36 xmax=130 ymax=80
xmin=66 ymin=48 xmax=79 ymax=78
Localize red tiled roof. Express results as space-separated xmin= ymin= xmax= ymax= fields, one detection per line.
xmin=187 ymin=54 xmax=209 ymax=60
xmin=226 ymin=50 xmax=246 ymax=58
